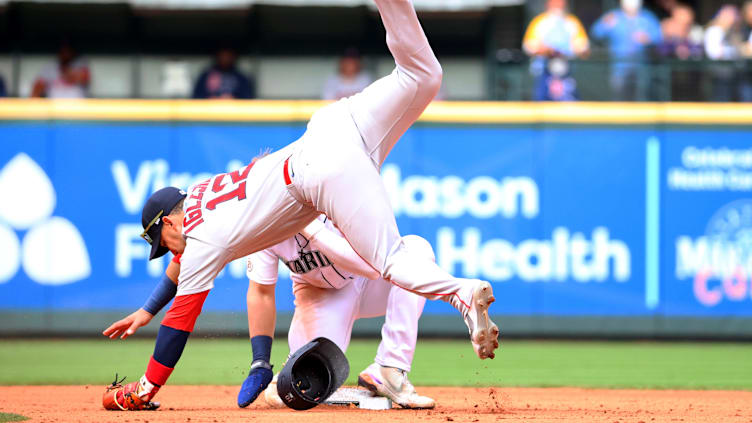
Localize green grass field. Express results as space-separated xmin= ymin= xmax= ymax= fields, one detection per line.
xmin=0 ymin=338 xmax=750 ymax=390
xmin=0 ymin=413 xmax=28 ymax=423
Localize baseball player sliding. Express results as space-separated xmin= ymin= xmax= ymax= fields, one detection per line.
xmin=102 ymin=0 xmax=499 ymax=411
xmin=244 ymin=215 xmax=436 ymax=409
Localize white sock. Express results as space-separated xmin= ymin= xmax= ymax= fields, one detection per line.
xmin=137 ymin=375 xmax=157 ymax=399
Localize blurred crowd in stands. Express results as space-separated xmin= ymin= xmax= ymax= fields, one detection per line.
xmin=3 ymin=0 xmax=752 ymax=102
xmin=0 ymin=42 xmax=369 ymax=101
xmin=523 ymin=0 xmax=752 ymax=101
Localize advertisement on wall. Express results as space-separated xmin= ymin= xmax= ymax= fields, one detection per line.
xmin=0 ymin=121 xmax=750 ymax=318
xmin=663 ymin=132 xmax=752 ymax=316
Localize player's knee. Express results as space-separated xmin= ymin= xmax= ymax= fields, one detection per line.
xmin=402 ymin=235 xmax=436 ymax=263
xmin=427 ymin=61 xmax=443 ymax=85
xmin=418 ymin=61 xmax=442 ymax=100
xmin=416 ymin=62 xmax=442 ymax=103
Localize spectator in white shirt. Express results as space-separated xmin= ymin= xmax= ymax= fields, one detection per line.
xmin=31 ymin=42 xmax=90 ymax=99
xmin=705 ymin=5 xmax=742 ymax=60
xmin=740 ymin=1 xmax=752 ymax=101
xmin=322 ymin=48 xmax=372 ymax=100
xmin=704 ymin=5 xmax=743 ymax=101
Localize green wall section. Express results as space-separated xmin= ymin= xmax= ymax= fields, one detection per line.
xmin=1 ymin=311 xmax=751 ymax=339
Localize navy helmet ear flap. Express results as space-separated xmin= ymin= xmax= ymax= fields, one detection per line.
xmin=277 ymin=337 xmax=350 ymax=410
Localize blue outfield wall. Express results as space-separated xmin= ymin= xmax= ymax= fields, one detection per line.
xmin=1 ymin=117 xmax=751 ymax=337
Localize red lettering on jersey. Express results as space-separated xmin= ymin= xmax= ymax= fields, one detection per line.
xmin=211 ymin=173 xmax=227 ymax=193
xmin=230 ymin=164 xmax=253 ymax=183
xmin=182 ymin=164 xmax=254 ymax=232
xmin=183 ymin=216 xmax=204 ymax=234
xmin=190 ymin=181 xmax=208 ymax=200
xmin=183 ymin=205 xmax=204 ymax=234
xmin=205 ymin=163 xmax=254 ymax=211
xmin=183 ymin=180 xmax=209 ymax=234
xmin=206 ymin=183 xmax=246 ymax=210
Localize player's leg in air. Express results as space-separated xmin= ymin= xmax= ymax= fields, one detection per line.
xmin=289 ymin=0 xmax=499 ymax=359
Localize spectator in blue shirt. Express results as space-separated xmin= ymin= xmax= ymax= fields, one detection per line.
xmin=193 ymin=47 xmax=255 ymax=99
xmin=592 ymin=0 xmax=663 ymax=101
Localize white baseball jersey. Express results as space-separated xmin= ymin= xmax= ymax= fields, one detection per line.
xmin=246 ymin=216 xmax=356 ymax=289
xmin=177 ymin=143 xmax=320 ymax=296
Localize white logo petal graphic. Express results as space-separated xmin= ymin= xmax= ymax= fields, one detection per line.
xmin=0 ymin=223 xmax=20 ymax=283
xmin=22 ymin=217 xmax=91 ymax=285
xmin=0 ymin=153 xmax=56 ymax=230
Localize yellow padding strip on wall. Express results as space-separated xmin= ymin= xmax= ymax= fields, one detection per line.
xmin=0 ymin=99 xmax=750 ymax=125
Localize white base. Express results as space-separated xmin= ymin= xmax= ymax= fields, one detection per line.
xmin=324 ymin=387 xmax=393 ymax=410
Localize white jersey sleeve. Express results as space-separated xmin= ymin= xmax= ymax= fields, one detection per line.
xmin=247 ymin=249 xmax=280 ymax=285
xmin=177 ymin=237 xmax=233 ymax=296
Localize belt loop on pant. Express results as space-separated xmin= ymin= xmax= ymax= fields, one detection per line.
xmin=283 ymin=156 xmax=293 ymax=186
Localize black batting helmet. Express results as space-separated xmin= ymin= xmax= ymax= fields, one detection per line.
xmin=277 ymin=337 xmax=349 ymax=410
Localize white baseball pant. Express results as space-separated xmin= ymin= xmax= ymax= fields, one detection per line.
xmin=288 ymin=0 xmax=480 ymax=311
xmin=287 ymin=235 xmax=430 ymax=372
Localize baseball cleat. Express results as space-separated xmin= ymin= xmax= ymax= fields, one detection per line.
xmin=237 ymin=360 xmax=273 ymax=408
xmin=463 ymin=281 xmax=499 ymax=360
xmin=357 ymin=363 xmax=435 ymax=409
xmin=263 ymin=373 xmax=285 ymax=408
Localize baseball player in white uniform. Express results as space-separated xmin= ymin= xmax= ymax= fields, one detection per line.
xmin=103 ymin=0 xmax=499 ymax=410
xmin=247 ymin=214 xmax=435 ymax=408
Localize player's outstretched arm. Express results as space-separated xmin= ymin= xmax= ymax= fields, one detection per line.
xmin=300 ymin=218 xmax=380 ymax=280
xmin=237 ymin=280 xmax=276 ymax=407
xmin=103 ymin=309 xmax=154 ymax=339
xmin=103 ymin=253 xmax=211 ymax=410
xmin=247 ymin=282 xmax=276 ymax=339
xmin=238 ymin=251 xmax=279 ymax=407
xmin=102 ymin=258 xmax=180 ymax=339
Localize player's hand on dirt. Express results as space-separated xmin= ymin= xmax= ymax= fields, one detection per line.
xmin=103 ymin=308 xmax=154 ymax=339
xmin=102 ymin=375 xmax=161 ymax=411
xmin=237 ymin=360 xmax=274 ymax=408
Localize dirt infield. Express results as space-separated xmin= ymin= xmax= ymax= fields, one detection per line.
xmin=1 ymin=386 xmax=751 ymax=423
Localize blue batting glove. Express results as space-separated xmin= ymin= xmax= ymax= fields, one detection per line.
xmin=237 ymin=360 xmax=273 ymax=408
